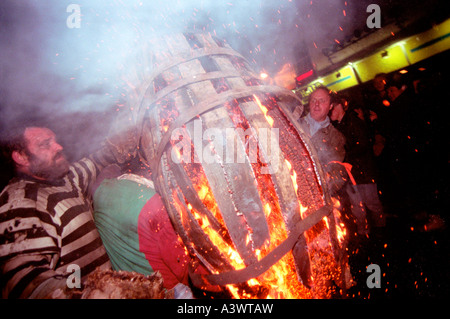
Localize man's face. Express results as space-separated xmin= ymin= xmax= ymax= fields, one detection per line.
xmin=373 ymin=76 xmax=386 ymax=92
xmin=23 ymin=127 xmax=70 ymax=181
xmin=309 ymin=89 xmax=332 ymax=122
xmin=330 ymin=103 xmax=344 ymax=122
xmin=387 ymin=86 xmax=401 ymax=101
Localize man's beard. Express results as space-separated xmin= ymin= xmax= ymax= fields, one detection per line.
xmin=28 ymin=151 xmax=70 ymax=182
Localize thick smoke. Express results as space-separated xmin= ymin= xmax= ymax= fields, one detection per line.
xmin=0 ymin=0 xmax=391 ymax=161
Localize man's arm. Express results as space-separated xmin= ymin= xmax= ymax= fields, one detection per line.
xmin=324 ymin=129 xmax=348 ymax=195
xmin=73 ymin=107 xmax=139 ymax=196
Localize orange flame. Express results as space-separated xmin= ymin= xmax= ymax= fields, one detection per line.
xmin=253 ymin=94 xmax=274 ymax=127
xmin=169 ymin=95 xmax=348 ymax=299
xmin=331 ymin=198 xmax=347 ymax=245
xmin=182 ymin=149 xmax=313 ymax=298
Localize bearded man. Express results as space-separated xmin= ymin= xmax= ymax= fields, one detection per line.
xmin=0 ymin=120 xmax=137 ymax=298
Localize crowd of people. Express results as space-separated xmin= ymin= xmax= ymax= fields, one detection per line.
xmin=298 ymin=70 xmax=447 ymax=297
xmin=0 ymin=67 xmax=446 ymax=299
xmin=304 ymin=69 xmax=447 ymax=233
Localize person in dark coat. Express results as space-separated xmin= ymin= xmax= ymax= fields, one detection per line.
xmin=381 ymin=75 xmax=423 ymax=214
xmin=330 ymin=93 xmax=385 ymax=233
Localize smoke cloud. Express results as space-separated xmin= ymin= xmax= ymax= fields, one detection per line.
xmin=0 ymin=0 xmax=388 ymax=160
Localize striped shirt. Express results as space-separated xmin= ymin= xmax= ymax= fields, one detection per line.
xmin=0 ymin=148 xmax=116 ymax=298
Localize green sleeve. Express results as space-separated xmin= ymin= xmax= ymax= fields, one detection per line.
xmin=93 ymin=178 xmax=156 ymax=275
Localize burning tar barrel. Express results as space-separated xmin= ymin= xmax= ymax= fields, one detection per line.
xmin=125 ymin=33 xmax=349 ymax=298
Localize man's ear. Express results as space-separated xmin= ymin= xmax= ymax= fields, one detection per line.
xmin=12 ymin=150 xmax=29 ymax=167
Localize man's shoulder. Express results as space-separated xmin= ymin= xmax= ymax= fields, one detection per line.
xmin=1 ymin=177 xmax=30 ymax=195
xmin=69 ymin=156 xmax=101 ymax=183
xmin=297 ymin=116 xmax=310 ymax=131
xmin=0 ymin=175 xmax=71 ymax=204
xmin=319 ymin=122 xmax=342 ymax=136
xmin=297 ymin=116 xmax=307 ymax=125
xmin=0 ymin=179 xmax=38 ymax=212
xmin=322 ymin=124 xmax=346 ymax=146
